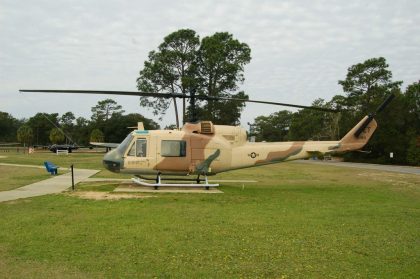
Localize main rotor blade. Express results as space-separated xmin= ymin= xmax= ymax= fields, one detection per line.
xmin=196 ymin=95 xmax=339 ymax=112
xmin=19 ymin=89 xmax=338 ymax=112
xmin=19 ymin=89 xmax=183 ymax=99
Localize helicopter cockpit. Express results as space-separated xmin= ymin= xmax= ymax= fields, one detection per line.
xmin=127 ymin=138 xmax=147 ymax=157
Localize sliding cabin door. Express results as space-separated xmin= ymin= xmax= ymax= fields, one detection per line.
xmin=155 ymin=136 xmax=190 ymax=173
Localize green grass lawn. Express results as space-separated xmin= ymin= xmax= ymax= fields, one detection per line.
xmin=0 ymin=155 xmax=419 ymax=278
xmin=0 ymin=166 xmax=52 ymax=191
xmin=0 ymin=152 xmax=131 ymax=178
xmin=0 ymin=151 xmax=104 ymax=169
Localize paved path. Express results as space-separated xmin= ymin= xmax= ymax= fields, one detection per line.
xmin=0 ymin=168 xmax=99 ymax=203
xmin=294 ymin=160 xmax=420 ymax=175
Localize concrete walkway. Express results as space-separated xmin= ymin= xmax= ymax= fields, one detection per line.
xmin=0 ymin=168 xmax=99 ymax=203
xmin=294 ymin=160 xmax=420 ymax=175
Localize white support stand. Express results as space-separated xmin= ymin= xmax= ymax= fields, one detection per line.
xmin=131 ymin=175 xmax=219 ymax=190
xmin=56 ymin=149 xmax=69 ymax=155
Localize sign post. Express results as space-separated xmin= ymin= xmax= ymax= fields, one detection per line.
xmin=71 ymin=164 xmax=75 ymax=191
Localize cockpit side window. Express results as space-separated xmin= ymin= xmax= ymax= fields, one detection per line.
xmin=136 ymin=139 xmax=147 ymax=157
xmin=126 ymin=137 xmax=147 ymax=157
xmin=127 ymin=142 xmax=136 ymax=156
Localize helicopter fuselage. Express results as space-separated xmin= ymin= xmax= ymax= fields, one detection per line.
xmin=102 ymin=117 xmax=377 ymax=176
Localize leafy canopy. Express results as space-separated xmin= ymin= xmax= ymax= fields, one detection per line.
xmin=17 ymin=125 xmax=33 ymax=146
xmin=90 ymin=129 xmax=104 ymax=143
xmin=91 ymin=99 xmax=125 ymax=123
xmin=49 ymin=128 xmax=65 ymax=144
xmin=137 ymin=29 xmax=200 ymax=124
xmin=137 ymin=29 xmax=251 ymax=125
xmin=338 ymin=57 xmax=402 ymax=112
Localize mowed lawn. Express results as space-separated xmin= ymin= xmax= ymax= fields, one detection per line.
xmin=0 ymin=152 xmax=130 ymax=178
xmin=0 ymin=166 xmax=51 ymax=191
xmin=0 ymin=153 xmax=419 ymax=278
xmin=0 ymin=151 xmax=104 ymax=169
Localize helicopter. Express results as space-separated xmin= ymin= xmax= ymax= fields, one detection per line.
xmin=19 ymin=89 xmax=394 ymax=189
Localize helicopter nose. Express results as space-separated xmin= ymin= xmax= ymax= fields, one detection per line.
xmin=103 ymin=149 xmax=122 ymax=172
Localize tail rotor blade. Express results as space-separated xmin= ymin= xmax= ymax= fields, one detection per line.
xmin=354 ymin=115 xmax=374 ymax=138
xmin=376 ymin=93 xmax=395 ymax=114
xmin=354 ymin=93 xmax=395 ymax=138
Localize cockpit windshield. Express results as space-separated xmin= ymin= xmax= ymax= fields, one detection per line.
xmin=116 ymin=133 xmax=134 ymax=153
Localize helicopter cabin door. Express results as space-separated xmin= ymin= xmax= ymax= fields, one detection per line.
xmin=156 ymin=137 xmax=190 ymax=174
xmin=124 ymin=136 xmax=156 ymax=171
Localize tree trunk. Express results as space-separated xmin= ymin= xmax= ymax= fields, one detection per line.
xmin=173 ymin=97 xmax=180 ymax=129
xmin=183 ymin=97 xmax=186 ymax=124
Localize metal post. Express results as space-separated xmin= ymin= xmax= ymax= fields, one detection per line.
xmin=71 ymin=164 xmax=75 ymax=191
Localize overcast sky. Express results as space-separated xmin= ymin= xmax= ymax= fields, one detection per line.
xmin=1 ymin=0 xmax=419 ymax=128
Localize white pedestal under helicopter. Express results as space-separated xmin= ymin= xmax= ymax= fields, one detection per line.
xmin=19 ymin=89 xmax=394 ymax=189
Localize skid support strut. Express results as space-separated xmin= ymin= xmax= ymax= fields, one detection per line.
xmin=131 ymin=173 xmax=219 ymax=189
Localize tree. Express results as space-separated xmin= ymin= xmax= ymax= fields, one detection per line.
xmin=406 ymin=136 xmax=420 ymax=166
xmin=253 ymin=110 xmax=293 ymax=142
xmin=0 ymin=112 xmax=21 ymax=142
xmin=90 ymin=129 xmax=104 ymax=143
xmin=288 ymin=99 xmax=335 ymax=141
xmin=137 ymin=29 xmax=200 ymax=127
xmin=60 ymin=112 xmax=76 ymax=127
xmin=27 ymin=113 xmax=60 ymax=145
xmin=194 ymin=32 xmax=251 ymax=125
xmin=72 ymin=117 xmax=91 ymax=145
xmin=104 ymin=113 xmax=159 ymax=143
xmin=404 ymin=81 xmax=420 ymax=165
xmin=49 ymin=128 xmax=65 ymax=144
xmin=91 ymin=99 xmax=125 ymax=124
xmin=137 ymin=30 xmax=251 ymax=126
xmin=59 ymin=112 xmax=76 ymax=144
xmin=338 ymin=57 xmax=402 ymax=112
xmin=404 ymin=81 xmax=420 ymax=130
xmin=17 ymin=125 xmax=33 ymax=147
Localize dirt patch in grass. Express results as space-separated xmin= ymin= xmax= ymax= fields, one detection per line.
xmin=358 ymin=172 xmax=418 ymax=185
xmin=4 ymin=199 xmax=32 ymax=205
xmin=357 ymin=172 xmax=420 ymax=195
xmin=67 ymin=191 xmax=155 ymax=200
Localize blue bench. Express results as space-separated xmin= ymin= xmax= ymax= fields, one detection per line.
xmin=44 ymin=161 xmax=59 ymax=175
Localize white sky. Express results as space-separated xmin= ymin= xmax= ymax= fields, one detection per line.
xmin=1 ymin=0 xmax=419 ymax=128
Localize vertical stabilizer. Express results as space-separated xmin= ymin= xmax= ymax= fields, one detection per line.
xmin=338 ymin=116 xmax=377 ymax=152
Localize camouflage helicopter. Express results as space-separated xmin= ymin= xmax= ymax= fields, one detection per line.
xmin=20 ymin=89 xmax=394 ymax=189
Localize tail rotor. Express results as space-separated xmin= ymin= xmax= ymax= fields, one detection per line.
xmin=354 ymin=93 xmax=395 ymax=138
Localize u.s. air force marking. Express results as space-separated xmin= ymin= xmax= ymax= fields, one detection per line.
xmin=248 ymin=152 xmax=259 ymax=158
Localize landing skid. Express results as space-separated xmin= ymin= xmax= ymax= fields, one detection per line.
xmin=131 ymin=174 xmax=219 ymax=190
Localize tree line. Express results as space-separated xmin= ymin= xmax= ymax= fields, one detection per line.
xmin=0 ymin=99 xmax=159 ymax=147
xmin=252 ymin=58 xmax=419 ymax=165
